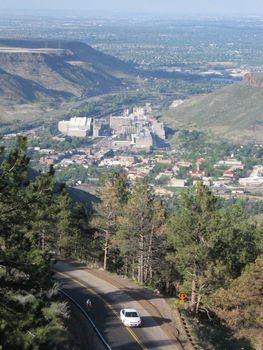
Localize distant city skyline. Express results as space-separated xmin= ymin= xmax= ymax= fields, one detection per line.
xmin=1 ymin=0 xmax=263 ymax=16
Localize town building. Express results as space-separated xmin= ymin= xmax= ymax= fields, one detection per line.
xmin=92 ymin=119 xmax=101 ymax=138
xmin=110 ymin=115 xmax=134 ymax=134
xmin=109 ymin=104 xmax=165 ymax=151
xmin=132 ymin=130 xmax=153 ymax=152
xmin=112 ymin=139 xmax=132 ymax=149
xmin=177 ymin=161 xmax=192 ymax=168
xmin=169 ymin=178 xmax=186 ymax=187
xmin=239 ymin=177 xmax=263 ymax=187
xmin=239 ymin=165 xmax=263 ymax=187
xmin=156 ymin=158 xmax=172 ymax=165
xmin=189 ymin=169 xmax=207 ymax=177
xmin=58 ymin=117 xmax=92 ymax=137
xmin=99 ymin=156 xmax=137 ymax=168
xmin=214 ymin=158 xmax=244 ymax=169
xmin=39 ymin=155 xmax=60 ymax=166
xmin=223 ymin=170 xmax=234 ymax=178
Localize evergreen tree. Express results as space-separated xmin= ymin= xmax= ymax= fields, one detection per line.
xmin=69 ymin=203 xmax=98 ymax=262
xmin=167 ymin=183 xmax=218 ymax=312
xmin=167 ymin=183 xmax=258 ymax=313
xmin=117 ymin=179 xmax=166 ymax=284
xmin=208 ymin=204 xmax=258 ymax=288
xmin=95 ymin=173 xmax=128 ymax=270
xmin=0 ymin=137 xmax=69 ymax=349
xmin=212 ymin=254 xmax=263 ymax=350
xmin=25 ymin=166 xmax=58 ymax=251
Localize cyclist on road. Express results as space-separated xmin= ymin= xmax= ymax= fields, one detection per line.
xmin=86 ymin=299 xmax=92 ymax=311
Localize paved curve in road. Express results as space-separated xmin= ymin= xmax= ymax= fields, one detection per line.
xmin=55 ymin=261 xmax=180 ymax=350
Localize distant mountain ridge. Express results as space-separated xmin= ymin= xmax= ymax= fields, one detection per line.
xmin=0 ymin=39 xmax=132 ymax=76
xmin=0 ymin=39 xmax=135 ymax=128
xmin=163 ymin=73 xmax=263 ymax=143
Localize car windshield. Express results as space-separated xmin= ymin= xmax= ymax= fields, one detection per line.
xmin=125 ymin=312 xmax=138 ymax=317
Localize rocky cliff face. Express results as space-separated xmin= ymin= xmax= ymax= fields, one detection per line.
xmin=242 ymin=72 xmax=263 ymax=88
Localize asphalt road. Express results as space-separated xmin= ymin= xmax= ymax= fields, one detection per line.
xmin=55 ymin=261 xmax=179 ymax=350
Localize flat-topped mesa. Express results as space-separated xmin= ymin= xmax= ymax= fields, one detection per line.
xmin=0 ymin=39 xmax=132 ymax=74
xmin=0 ymin=38 xmax=135 ymax=108
xmin=242 ymin=72 xmax=263 ymax=88
xmin=0 ymin=47 xmax=73 ymax=67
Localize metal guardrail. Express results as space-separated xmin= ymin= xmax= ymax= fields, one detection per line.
xmin=176 ymin=309 xmax=200 ymax=350
xmin=59 ymin=288 xmax=112 ymax=350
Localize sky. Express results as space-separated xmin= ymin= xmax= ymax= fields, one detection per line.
xmin=0 ymin=0 xmax=263 ymax=16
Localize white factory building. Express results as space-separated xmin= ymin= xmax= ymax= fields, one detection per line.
xmin=58 ymin=117 xmax=92 ymax=137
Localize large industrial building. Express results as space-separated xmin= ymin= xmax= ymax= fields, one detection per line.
xmin=57 ymin=104 xmax=166 ymax=152
xmin=109 ymin=104 xmax=165 ymax=152
xmin=58 ymin=117 xmax=92 ymax=137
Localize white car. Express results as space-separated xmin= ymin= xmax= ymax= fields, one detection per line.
xmin=120 ymin=308 xmax=142 ymax=327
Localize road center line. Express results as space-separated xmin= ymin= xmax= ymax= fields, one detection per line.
xmin=56 ymin=270 xmax=149 ymax=350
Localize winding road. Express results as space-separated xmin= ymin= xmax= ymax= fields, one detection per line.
xmin=55 ymin=260 xmax=182 ymax=350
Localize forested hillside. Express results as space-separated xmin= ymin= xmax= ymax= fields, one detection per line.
xmin=1 ymin=137 xmax=262 ymax=349
xmin=93 ymin=174 xmax=263 ymax=349
xmin=0 ymin=136 xmax=96 ymax=349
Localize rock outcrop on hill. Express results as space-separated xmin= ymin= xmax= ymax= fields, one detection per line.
xmin=242 ymin=72 xmax=263 ymax=88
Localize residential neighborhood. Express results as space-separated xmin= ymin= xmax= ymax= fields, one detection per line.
xmin=2 ymin=104 xmax=263 ymax=199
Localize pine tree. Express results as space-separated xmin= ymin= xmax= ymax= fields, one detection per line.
xmin=167 ymin=183 xmax=218 ymax=312
xmin=25 ymin=166 xmax=58 ymax=251
xmin=0 ymin=137 xmax=69 ymax=349
xmin=117 ymin=179 xmax=166 ymax=284
xmin=95 ymin=173 xmax=128 ymax=270
xmin=69 ymin=203 xmax=97 ymax=262
xmin=167 ymin=183 xmax=258 ymax=313
xmin=212 ymin=254 xmax=263 ymax=350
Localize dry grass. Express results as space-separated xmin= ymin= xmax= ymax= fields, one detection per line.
xmin=162 ymin=84 xmax=263 ymax=143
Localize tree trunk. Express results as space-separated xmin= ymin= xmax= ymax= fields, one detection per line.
xmin=103 ymin=230 xmax=109 ymax=270
xmin=41 ymin=230 xmax=45 ymax=250
xmin=138 ymin=234 xmax=144 ymax=284
xmin=148 ymin=232 xmax=153 ymax=283
xmin=195 ymin=292 xmax=202 ymax=314
xmin=256 ymin=334 xmax=263 ymax=350
xmin=132 ymin=256 xmax=135 ymax=280
xmin=190 ymin=265 xmax=197 ymax=312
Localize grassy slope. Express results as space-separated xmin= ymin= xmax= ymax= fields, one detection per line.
xmin=162 ymin=84 xmax=263 ymax=143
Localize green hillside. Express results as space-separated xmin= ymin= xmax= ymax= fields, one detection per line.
xmin=162 ymin=80 xmax=263 ymax=143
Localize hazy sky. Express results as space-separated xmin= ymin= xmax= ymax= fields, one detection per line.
xmin=1 ymin=0 xmax=263 ymax=16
